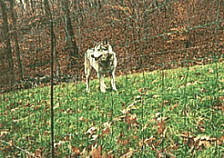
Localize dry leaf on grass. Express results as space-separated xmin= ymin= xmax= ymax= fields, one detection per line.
xmin=90 ymin=145 xmax=102 ymax=158
xmin=120 ymin=148 xmax=134 ymax=158
xmin=125 ymin=114 xmax=138 ymax=125
xmin=72 ymin=146 xmax=81 ymax=156
xmin=181 ymin=132 xmax=218 ymax=151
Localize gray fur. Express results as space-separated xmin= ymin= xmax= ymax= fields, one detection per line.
xmin=84 ymin=41 xmax=117 ymax=93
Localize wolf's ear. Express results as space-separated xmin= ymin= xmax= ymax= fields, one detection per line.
xmin=91 ymin=54 xmax=103 ymax=60
xmin=105 ymin=39 xmax=109 ymax=44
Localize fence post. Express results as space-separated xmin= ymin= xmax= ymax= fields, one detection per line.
xmin=50 ymin=19 xmax=55 ymax=158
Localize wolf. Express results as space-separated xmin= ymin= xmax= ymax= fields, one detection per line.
xmin=84 ymin=40 xmax=117 ymax=93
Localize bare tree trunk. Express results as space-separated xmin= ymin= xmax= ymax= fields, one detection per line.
xmin=0 ymin=0 xmax=15 ymax=87
xmin=19 ymin=0 xmax=24 ymax=10
xmin=24 ymin=0 xmax=30 ymax=10
xmin=43 ymin=0 xmax=60 ymax=78
xmin=0 ymin=48 xmax=6 ymax=70
xmin=9 ymin=0 xmax=24 ymax=80
xmin=30 ymin=0 xmax=34 ymax=12
xmin=62 ymin=0 xmax=79 ymax=69
xmin=40 ymin=0 xmax=44 ymax=14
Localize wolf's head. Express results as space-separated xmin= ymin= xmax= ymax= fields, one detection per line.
xmin=91 ymin=41 xmax=114 ymax=69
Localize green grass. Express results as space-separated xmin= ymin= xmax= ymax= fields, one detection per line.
xmin=1 ymin=62 xmax=224 ymax=157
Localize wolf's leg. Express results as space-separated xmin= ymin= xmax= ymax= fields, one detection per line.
xmin=110 ymin=70 xmax=117 ymax=91
xmin=85 ymin=57 xmax=91 ymax=93
xmin=98 ymin=72 xmax=106 ymax=93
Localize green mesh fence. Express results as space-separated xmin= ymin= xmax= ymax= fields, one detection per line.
xmin=0 ymin=0 xmax=224 ymax=157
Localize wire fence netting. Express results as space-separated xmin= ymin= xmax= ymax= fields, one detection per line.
xmin=0 ymin=0 xmax=224 ymax=157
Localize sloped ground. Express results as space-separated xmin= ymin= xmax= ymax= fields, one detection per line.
xmin=0 ymin=0 xmax=224 ymax=92
xmin=1 ymin=62 xmax=223 ymax=157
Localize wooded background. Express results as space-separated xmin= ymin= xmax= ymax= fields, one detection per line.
xmin=0 ymin=0 xmax=223 ymax=92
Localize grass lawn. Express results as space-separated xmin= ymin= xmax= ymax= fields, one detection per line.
xmin=1 ymin=62 xmax=224 ymax=157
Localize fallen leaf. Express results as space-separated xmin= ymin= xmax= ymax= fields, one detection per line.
xmin=54 ymin=141 xmax=66 ymax=148
xmin=156 ymin=121 xmax=166 ymax=135
xmin=43 ymin=131 xmax=49 ymax=136
xmin=102 ymin=152 xmax=114 ymax=158
xmin=121 ymin=108 xmax=130 ymax=115
xmin=34 ymin=148 xmax=41 ymax=157
xmin=217 ymin=136 xmax=224 ymax=145
xmin=72 ymin=146 xmax=81 ymax=156
xmin=117 ymin=137 xmax=129 ymax=146
xmin=135 ymin=95 xmax=142 ymax=101
xmin=157 ymin=150 xmax=176 ymax=158
xmin=102 ymin=127 xmax=110 ymax=136
xmin=53 ymin=103 xmax=60 ymax=109
xmin=170 ymin=104 xmax=178 ymax=110
xmin=181 ymin=133 xmax=217 ymax=151
xmin=87 ymin=126 xmax=97 ymax=135
xmin=139 ymin=87 xmax=147 ymax=93
xmin=144 ymin=136 xmax=155 ymax=146
xmin=170 ymin=143 xmax=179 ymax=150
xmin=153 ymin=95 xmax=161 ymax=98
xmin=122 ymin=139 xmax=129 ymax=146
xmin=103 ymin=122 xmax=111 ymax=128
xmin=126 ymin=114 xmax=138 ymax=125
xmin=208 ymin=68 xmax=214 ymax=73
xmin=120 ymin=148 xmax=133 ymax=158
xmin=81 ymin=148 xmax=88 ymax=157
xmin=9 ymin=140 xmax=13 ymax=147
xmin=90 ymin=145 xmax=101 ymax=158
xmin=79 ymin=116 xmax=85 ymax=121
xmin=91 ymin=135 xmax=98 ymax=141
xmin=0 ymin=130 xmax=9 ymax=137
xmin=113 ymin=115 xmax=125 ymax=121
xmin=196 ymin=117 xmax=205 ymax=133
